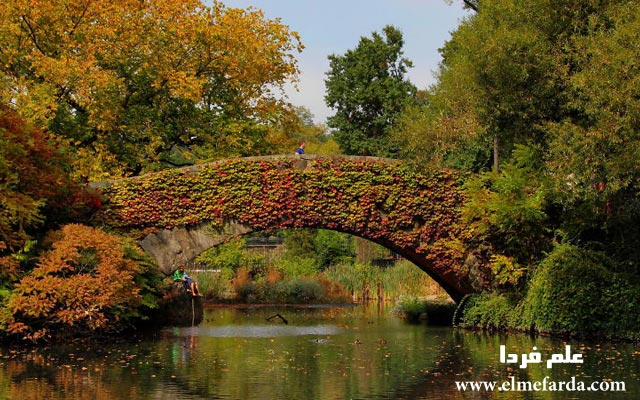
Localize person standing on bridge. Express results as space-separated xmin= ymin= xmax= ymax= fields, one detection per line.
xmin=294 ymin=141 xmax=306 ymax=155
xmin=173 ymin=266 xmax=202 ymax=297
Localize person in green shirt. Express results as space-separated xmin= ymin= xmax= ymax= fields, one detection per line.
xmin=173 ymin=266 xmax=202 ymax=296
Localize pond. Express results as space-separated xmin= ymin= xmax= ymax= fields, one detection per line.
xmin=0 ymin=304 xmax=638 ymax=399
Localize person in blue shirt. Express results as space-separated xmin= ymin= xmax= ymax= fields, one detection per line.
xmin=294 ymin=141 xmax=306 ymax=155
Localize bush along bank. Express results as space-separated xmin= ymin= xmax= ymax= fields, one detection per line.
xmin=0 ymin=224 xmax=165 ymax=344
xmin=455 ymin=244 xmax=640 ymax=341
xmin=392 ymin=296 xmax=456 ymax=325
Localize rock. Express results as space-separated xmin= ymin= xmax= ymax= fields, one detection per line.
xmin=155 ymin=282 xmax=204 ymax=326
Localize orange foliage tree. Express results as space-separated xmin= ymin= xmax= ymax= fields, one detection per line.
xmin=3 ymin=224 xmax=152 ymax=342
xmin=0 ymin=0 xmax=303 ymax=179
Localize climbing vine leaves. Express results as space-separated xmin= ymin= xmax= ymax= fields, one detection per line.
xmin=98 ymin=157 xmax=479 ymax=296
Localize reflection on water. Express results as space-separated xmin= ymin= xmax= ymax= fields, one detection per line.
xmin=0 ymin=304 xmax=638 ymax=399
xmin=177 ymin=324 xmax=342 ymax=338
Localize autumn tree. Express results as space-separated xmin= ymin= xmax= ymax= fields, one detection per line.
xmin=0 ymin=0 xmax=303 ymax=179
xmin=0 ymin=107 xmax=96 ymax=255
xmin=282 ymin=106 xmax=340 ymax=155
xmin=2 ymin=224 xmax=158 ymax=342
xmin=325 ymin=25 xmax=417 ymax=157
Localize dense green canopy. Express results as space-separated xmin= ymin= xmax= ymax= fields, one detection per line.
xmin=325 ymin=25 xmax=417 ymax=157
xmin=394 ymin=0 xmax=640 ymax=273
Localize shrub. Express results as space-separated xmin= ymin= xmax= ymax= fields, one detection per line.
xmin=284 ymin=278 xmax=324 ymax=303
xmin=520 ymin=244 xmax=640 ymax=339
xmin=457 ymin=293 xmax=517 ymax=331
xmin=455 ymin=244 xmax=640 ymax=340
xmin=392 ymin=296 xmax=427 ymax=323
xmin=231 ymin=267 xmax=254 ymax=302
xmin=423 ymin=301 xmax=456 ymax=326
xmin=393 ymin=295 xmax=456 ymax=325
xmin=265 ymin=267 xmax=283 ymax=284
xmin=316 ymin=274 xmax=351 ymax=303
xmin=234 ymin=277 xmax=329 ymax=304
xmin=2 ymin=224 xmax=157 ymax=342
xmin=191 ymin=268 xmax=233 ymax=300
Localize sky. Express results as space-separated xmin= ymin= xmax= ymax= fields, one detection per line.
xmin=225 ymin=0 xmax=472 ymax=124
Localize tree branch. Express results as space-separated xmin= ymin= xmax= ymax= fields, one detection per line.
xmin=67 ymin=1 xmax=90 ymax=38
xmin=463 ymin=0 xmax=478 ymax=12
xmin=20 ymin=15 xmax=48 ymax=56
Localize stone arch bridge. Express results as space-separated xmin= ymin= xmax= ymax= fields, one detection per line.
xmin=94 ymin=155 xmax=482 ymax=302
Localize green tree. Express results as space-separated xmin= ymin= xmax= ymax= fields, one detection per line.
xmin=275 ymin=229 xmax=354 ymax=270
xmin=282 ymin=229 xmax=317 ymax=259
xmin=398 ymin=0 xmax=565 ymax=171
xmin=314 ymin=230 xmax=354 ymax=270
xmin=399 ymin=0 xmax=640 ymax=247
xmin=445 ymin=1 xmax=478 ymax=12
xmin=462 ymin=145 xmax=551 ymax=285
xmin=325 ymin=25 xmax=417 ymax=157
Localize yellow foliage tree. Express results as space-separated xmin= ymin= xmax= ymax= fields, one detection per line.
xmin=0 ymin=0 xmax=303 ymax=179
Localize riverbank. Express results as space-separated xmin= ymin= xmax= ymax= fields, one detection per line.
xmin=454 ymin=292 xmax=640 ymax=343
xmin=449 ymin=244 xmax=640 ymax=343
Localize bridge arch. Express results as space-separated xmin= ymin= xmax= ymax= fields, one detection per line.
xmin=95 ymin=155 xmax=479 ymax=302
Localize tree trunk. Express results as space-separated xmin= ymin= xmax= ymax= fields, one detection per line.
xmin=493 ymin=135 xmax=499 ymax=172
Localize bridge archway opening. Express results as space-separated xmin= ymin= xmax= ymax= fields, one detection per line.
xmin=139 ymin=223 xmax=456 ymax=302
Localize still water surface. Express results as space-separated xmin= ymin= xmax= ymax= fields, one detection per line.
xmin=0 ymin=304 xmax=638 ymax=399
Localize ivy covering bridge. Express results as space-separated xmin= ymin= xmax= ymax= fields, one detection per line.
xmin=95 ymin=155 xmax=480 ymax=302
